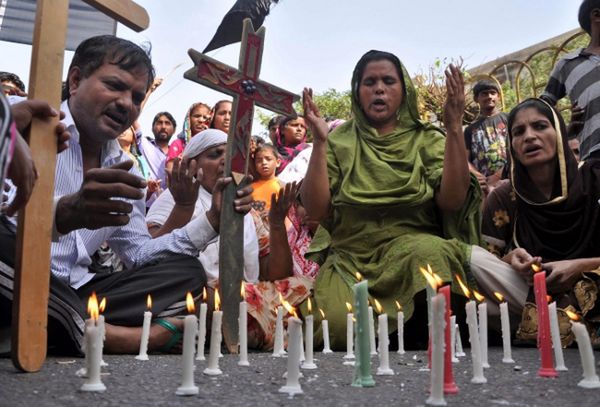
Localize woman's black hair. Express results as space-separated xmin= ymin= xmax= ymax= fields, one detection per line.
xmin=351 ymin=50 xmax=405 ymax=102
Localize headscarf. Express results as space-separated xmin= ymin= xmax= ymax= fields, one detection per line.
xmin=507 ymin=98 xmax=600 ymax=260
xmin=328 ymin=50 xmax=447 ymax=207
xmin=176 ymin=102 xmax=210 ymax=146
xmin=276 ymin=116 xmax=310 ymax=174
xmin=182 ymin=129 xmax=227 ymax=160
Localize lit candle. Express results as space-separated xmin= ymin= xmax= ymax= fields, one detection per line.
xmin=279 ymin=305 xmax=303 ymax=395
xmin=455 ymin=322 xmax=465 ymax=357
xmin=196 ymin=287 xmax=208 ymax=361
xmin=320 ymin=309 xmax=332 ymax=354
xmin=396 ymin=300 xmax=405 ymax=355
xmin=98 ymin=297 xmax=107 ymax=367
xmin=302 ymin=298 xmax=317 ymax=369
xmin=494 ymin=292 xmax=514 ymax=364
xmin=548 ymin=301 xmax=567 ymax=371
xmin=343 ymin=302 xmax=355 ymax=361
xmin=450 ymin=315 xmax=458 ymax=363
xmin=456 ymin=275 xmax=486 ymax=384
xmin=473 ymin=291 xmax=489 ymax=369
xmin=81 ymin=292 xmax=106 ymax=392
xmin=532 ymin=264 xmax=558 ymax=378
xmin=238 ymin=282 xmax=249 ymax=366
xmin=204 ymin=289 xmax=223 ymax=375
xmin=567 ymin=311 xmax=600 ymax=388
xmin=427 ymin=291 xmax=446 ymax=406
xmin=272 ymin=294 xmax=286 ymax=357
xmin=352 ymin=273 xmax=375 ymax=387
xmin=438 ymin=283 xmax=458 ymax=394
xmin=136 ymin=294 xmax=153 ymax=361
xmin=368 ymin=303 xmax=377 ymax=356
xmin=375 ymin=299 xmax=393 ymax=375
xmin=176 ymin=292 xmax=199 ymax=396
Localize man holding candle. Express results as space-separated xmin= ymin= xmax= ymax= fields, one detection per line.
xmin=0 ymin=35 xmax=254 ymax=355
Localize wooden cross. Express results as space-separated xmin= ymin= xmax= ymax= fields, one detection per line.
xmin=184 ymin=18 xmax=298 ymax=353
xmin=12 ymin=0 xmax=149 ymax=373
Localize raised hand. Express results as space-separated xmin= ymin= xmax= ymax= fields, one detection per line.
xmin=206 ymin=175 xmax=254 ymax=232
xmin=269 ymin=181 xmax=298 ymax=228
xmin=55 ymin=160 xmax=146 ymax=234
xmin=302 ymin=87 xmax=329 ymax=144
xmin=168 ymin=157 xmax=201 ymax=207
xmin=442 ymin=64 xmax=465 ymax=133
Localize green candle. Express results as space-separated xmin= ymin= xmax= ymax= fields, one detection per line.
xmin=352 ymin=279 xmax=375 ymax=387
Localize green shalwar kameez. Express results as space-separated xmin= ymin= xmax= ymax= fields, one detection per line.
xmin=307 ymin=59 xmax=482 ymax=350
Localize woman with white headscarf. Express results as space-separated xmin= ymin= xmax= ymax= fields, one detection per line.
xmin=146 ymin=128 xmax=260 ymax=287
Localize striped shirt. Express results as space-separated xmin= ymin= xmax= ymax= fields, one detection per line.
xmin=51 ymin=101 xmax=217 ymax=289
xmin=542 ymin=48 xmax=600 ymax=159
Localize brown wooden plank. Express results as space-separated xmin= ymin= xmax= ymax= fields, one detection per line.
xmin=11 ymin=0 xmax=69 ymax=373
xmin=82 ymin=0 xmax=149 ymax=32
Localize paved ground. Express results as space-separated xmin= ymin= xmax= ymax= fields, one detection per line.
xmin=0 ymin=347 xmax=599 ymax=406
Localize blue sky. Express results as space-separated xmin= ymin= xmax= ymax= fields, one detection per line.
xmin=0 ymin=0 xmax=581 ymax=137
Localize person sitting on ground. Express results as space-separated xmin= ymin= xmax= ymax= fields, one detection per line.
xmin=210 ymin=100 xmax=232 ymax=134
xmin=0 ymin=35 xmax=253 ymax=356
xmin=251 ymin=144 xmax=283 ymax=223
xmin=166 ymin=102 xmax=212 ymax=173
xmin=482 ymin=98 xmax=600 ymax=346
xmin=464 ymin=79 xmax=508 ymax=196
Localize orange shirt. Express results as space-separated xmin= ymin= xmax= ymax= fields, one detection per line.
xmin=251 ymin=178 xmax=282 ymax=213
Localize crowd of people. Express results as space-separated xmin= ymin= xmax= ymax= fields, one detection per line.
xmin=1 ymin=0 xmax=600 ymax=356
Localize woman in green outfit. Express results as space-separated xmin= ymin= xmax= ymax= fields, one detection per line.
xmin=301 ymin=50 xmax=484 ymax=350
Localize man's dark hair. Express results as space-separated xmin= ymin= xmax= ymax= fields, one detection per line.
xmin=152 ymin=111 xmax=177 ymax=129
xmin=0 ymin=71 xmax=26 ymax=92
xmin=579 ymin=0 xmax=600 ymax=34
xmin=62 ymin=35 xmax=155 ymax=101
xmin=472 ymin=79 xmax=500 ymax=98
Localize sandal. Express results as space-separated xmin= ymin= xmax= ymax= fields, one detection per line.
xmin=154 ymin=318 xmax=183 ymax=353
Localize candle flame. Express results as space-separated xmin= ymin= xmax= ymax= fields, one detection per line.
xmin=215 ymin=289 xmax=221 ymax=311
xmin=202 ymin=287 xmax=208 ymax=302
xmin=87 ymin=292 xmax=99 ymax=322
xmin=319 ymin=308 xmax=325 ymax=319
xmin=241 ymin=281 xmax=246 ymax=300
xmin=146 ymin=294 xmax=152 ymax=310
xmin=433 ymin=273 xmax=444 ymax=287
xmin=455 ymin=274 xmax=471 ymax=299
xmin=473 ymin=290 xmax=485 ymax=302
xmin=99 ymin=297 xmax=106 ymax=313
xmin=355 ymin=271 xmax=363 ymax=282
xmin=186 ymin=291 xmax=195 ymax=314
xmin=374 ymin=298 xmax=383 ymax=314
xmin=346 ymin=302 xmax=353 ymax=313
xmin=419 ymin=265 xmax=438 ymax=291
xmin=531 ymin=263 xmax=542 ymax=273
xmin=395 ymin=300 xmax=402 ymax=311
xmin=307 ymin=297 xmax=312 ymax=314
xmin=281 ymin=298 xmax=297 ymax=318
xmin=494 ymin=292 xmax=504 ymax=302
xmin=566 ymin=310 xmax=580 ymax=321
xmin=547 ymin=295 xmax=552 ymax=303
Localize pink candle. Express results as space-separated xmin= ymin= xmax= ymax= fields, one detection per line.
xmin=439 ymin=284 xmax=458 ymax=394
xmin=532 ymin=265 xmax=558 ymax=378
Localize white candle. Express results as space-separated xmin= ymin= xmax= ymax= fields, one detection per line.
xmin=426 ymin=293 xmax=446 ymax=406
xmin=548 ymin=302 xmax=567 ymax=371
xmin=176 ymin=313 xmax=199 ymax=395
xmin=272 ymin=305 xmax=286 ymax=357
xmin=450 ymin=315 xmax=458 ymax=363
xmin=570 ymin=317 xmax=600 ymax=388
xmin=368 ymin=305 xmax=377 ymax=355
xmin=196 ymin=302 xmax=207 ymax=361
xmin=238 ymin=297 xmax=249 ymax=366
xmin=204 ymin=308 xmax=223 ymax=375
xmin=397 ymin=309 xmax=405 ymax=355
xmin=376 ymin=312 xmax=393 ymax=375
xmin=344 ymin=311 xmax=355 ymax=360
xmin=466 ymin=300 xmax=486 ymax=384
xmin=279 ymin=316 xmax=304 ymax=395
xmin=455 ymin=323 xmax=465 ymax=357
xmin=499 ymin=301 xmax=515 ymax=364
xmin=136 ymin=310 xmax=152 ymax=361
xmin=98 ymin=314 xmax=107 ymax=367
xmin=302 ymin=314 xmax=317 ymax=369
xmin=81 ymin=321 xmax=106 ymax=392
xmin=299 ymin=325 xmax=305 ymax=362
xmin=321 ymin=309 xmax=332 ymax=353
xmin=478 ymin=301 xmax=489 ymax=368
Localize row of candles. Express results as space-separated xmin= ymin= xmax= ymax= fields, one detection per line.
xmin=80 ymin=264 xmax=600 ymax=399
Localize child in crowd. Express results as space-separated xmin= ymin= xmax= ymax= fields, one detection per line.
xmin=251 ymin=144 xmax=283 ymax=222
